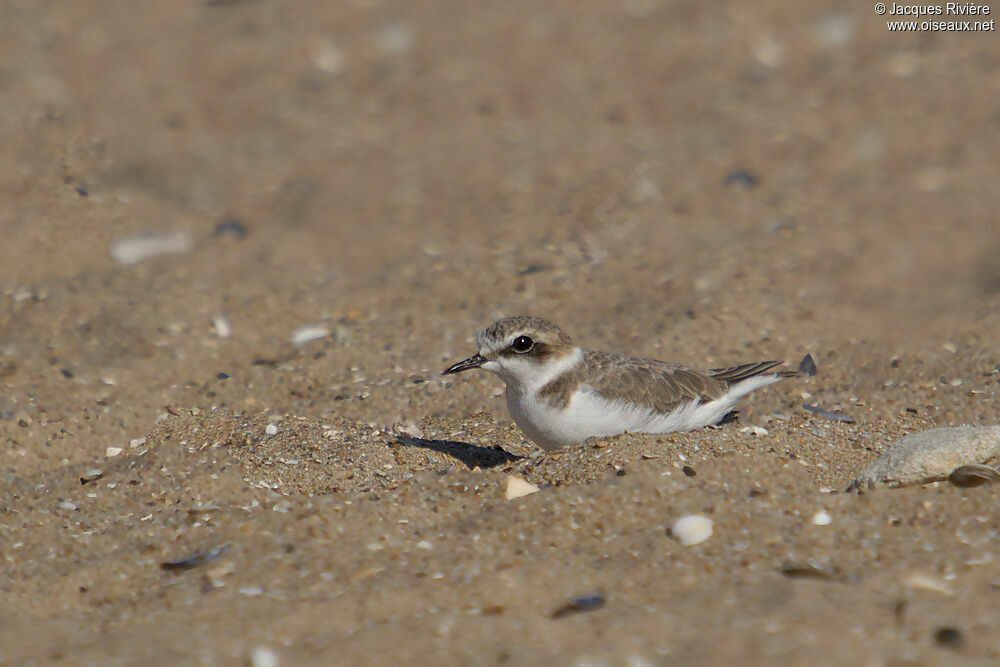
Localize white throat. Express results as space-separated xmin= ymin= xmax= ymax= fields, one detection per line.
xmin=483 ymin=347 xmax=584 ymax=393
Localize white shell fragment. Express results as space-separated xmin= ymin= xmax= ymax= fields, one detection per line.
xmin=265 ymin=424 xmax=278 ymax=436
xmin=852 ymin=425 xmax=1000 ymax=489
xmin=670 ymin=515 xmax=714 ymax=546
xmin=249 ymin=646 xmax=280 ymax=667
xmin=810 ymin=511 xmax=833 ymax=526
xmin=904 ymin=572 xmax=954 ymax=596
xmin=106 ymin=446 xmax=123 ymax=457
xmin=504 ymin=476 xmax=540 ymax=500
xmin=110 ymin=232 xmax=193 ymax=265
xmin=291 ymin=325 xmax=332 ymax=345
xmin=212 ymin=314 xmax=232 ymax=338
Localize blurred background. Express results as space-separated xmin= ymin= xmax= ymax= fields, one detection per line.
xmin=2 ymin=1 xmax=999 ymax=470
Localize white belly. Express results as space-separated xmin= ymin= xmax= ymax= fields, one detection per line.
xmin=506 ymin=374 xmax=780 ymax=450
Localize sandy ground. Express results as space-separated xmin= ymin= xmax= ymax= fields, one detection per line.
xmin=2 ymin=2 xmax=1000 ymax=665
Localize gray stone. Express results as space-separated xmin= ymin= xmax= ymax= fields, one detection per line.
xmin=852 ymin=426 xmax=1000 ymax=489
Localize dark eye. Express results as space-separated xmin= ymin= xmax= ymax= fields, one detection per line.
xmin=511 ymin=335 xmax=534 ymax=353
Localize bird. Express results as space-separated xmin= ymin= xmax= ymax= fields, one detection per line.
xmin=443 ymin=316 xmax=796 ymax=450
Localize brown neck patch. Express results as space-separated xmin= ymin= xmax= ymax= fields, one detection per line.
xmin=535 ymin=360 xmax=585 ymax=409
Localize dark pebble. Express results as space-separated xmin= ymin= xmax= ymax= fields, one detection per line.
xmin=724 ymin=170 xmax=758 ymax=190
xmin=213 ymin=219 xmax=248 ymax=239
xmin=217 ymin=372 xmax=230 ymax=380
xmin=161 ymin=545 xmax=229 ymax=571
xmin=798 ymin=354 xmax=817 ymax=377
xmin=780 ymin=561 xmax=842 ymax=581
xmin=934 ymin=627 xmax=963 ymax=649
xmin=60 ymin=369 xmax=74 ymax=379
xmin=517 ymin=264 xmax=549 ymax=276
xmin=682 ymin=465 xmax=696 ymax=477
xmin=80 ymin=470 xmax=104 ymax=485
xmin=552 ymin=594 xmax=605 ymax=619
xmin=75 ymin=187 xmax=88 ymax=197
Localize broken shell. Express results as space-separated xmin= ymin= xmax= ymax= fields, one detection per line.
xmin=948 ymin=463 xmax=1000 ymax=488
xmin=80 ymin=469 xmax=104 ymax=484
xmin=505 ymin=476 xmax=540 ymax=500
xmin=780 ymin=560 xmax=842 ymax=581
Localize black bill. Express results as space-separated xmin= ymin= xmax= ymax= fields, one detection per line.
xmin=443 ymin=353 xmax=486 ymax=375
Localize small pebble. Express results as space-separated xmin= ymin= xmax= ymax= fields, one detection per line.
xmin=904 ymin=572 xmax=954 ymax=596
xmin=934 ymin=627 xmax=963 ymax=649
xmin=780 ymin=561 xmax=841 ymax=581
xmin=110 ymin=232 xmax=193 ymax=265
xmin=265 ymin=424 xmax=278 ymax=436
xmin=810 ymin=510 xmax=832 ymax=526
xmin=162 ymin=545 xmax=229 ymax=571
xmin=212 ymin=314 xmax=232 ymax=338
xmin=670 ymin=515 xmax=713 ymax=546
xmin=106 ymin=446 xmax=123 ymax=457
xmin=249 ymin=647 xmax=279 ymax=667
xmin=798 ymin=354 xmax=818 ymax=377
xmin=57 ymin=500 xmax=78 ymax=511
xmin=400 ymin=423 xmax=423 ymax=438
xmin=803 ymin=404 xmax=855 ymax=423
xmin=552 ymin=594 xmax=605 ymax=619
xmin=212 ymin=220 xmax=248 ymax=239
xmin=80 ymin=469 xmax=104 ymax=485
xmin=724 ymin=170 xmax=758 ymax=190
xmin=291 ymin=325 xmax=331 ymax=345
xmin=505 ymin=476 xmax=540 ymax=500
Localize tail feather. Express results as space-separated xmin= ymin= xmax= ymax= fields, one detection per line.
xmin=709 ymin=360 xmax=797 ymax=385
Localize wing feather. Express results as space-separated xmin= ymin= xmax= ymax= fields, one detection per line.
xmin=581 ymin=350 xmax=726 ymax=415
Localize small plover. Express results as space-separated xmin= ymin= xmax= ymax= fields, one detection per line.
xmin=443 ymin=316 xmax=796 ymax=450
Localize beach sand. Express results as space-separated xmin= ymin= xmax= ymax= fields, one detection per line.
xmin=2 ymin=2 xmax=999 ymax=664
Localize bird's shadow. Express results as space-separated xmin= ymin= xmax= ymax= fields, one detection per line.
xmin=394 ymin=436 xmax=521 ymax=469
